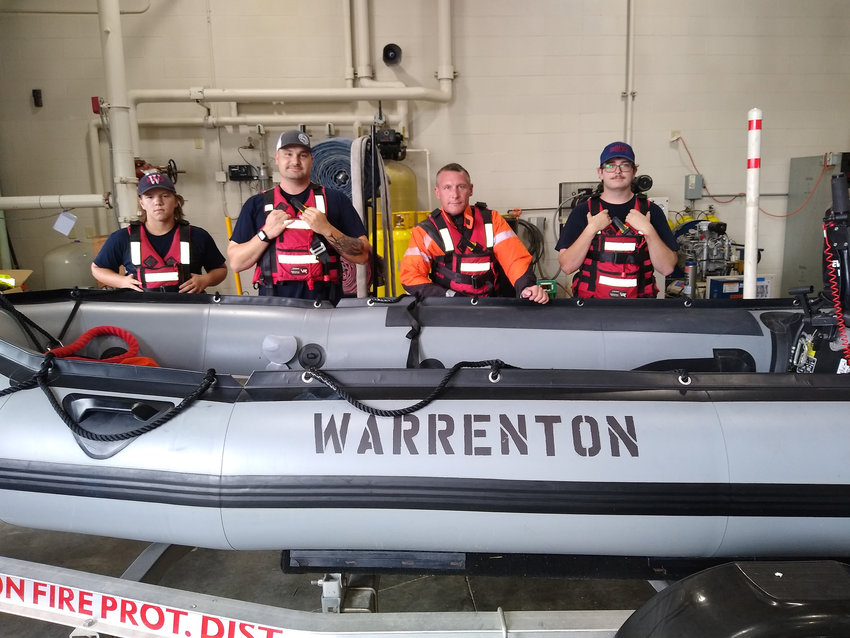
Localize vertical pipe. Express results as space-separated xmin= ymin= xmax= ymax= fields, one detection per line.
xmin=97 ymin=0 xmax=138 ymax=227
xmin=0 ymin=208 xmax=11 ymax=270
xmin=87 ymin=118 xmax=111 ymax=235
xmin=224 ymin=216 xmax=243 ymax=295
xmin=352 ymin=0 xmax=373 ymax=81
xmin=342 ymin=0 xmax=355 ymax=88
xmin=623 ymin=0 xmax=636 ymax=143
xmin=744 ymin=107 xmax=762 ymax=299
xmin=436 ymin=0 xmax=454 ymax=86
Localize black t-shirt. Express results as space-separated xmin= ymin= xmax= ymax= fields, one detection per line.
xmin=94 ymin=223 xmax=225 ymax=276
xmin=555 ymin=196 xmax=679 ymax=252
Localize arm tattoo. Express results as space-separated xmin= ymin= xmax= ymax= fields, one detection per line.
xmin=328 ymin=233 xmax=365 ymax=258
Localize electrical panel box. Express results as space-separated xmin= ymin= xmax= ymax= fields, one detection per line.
xmin=558 ymin=181 xmax=600 ymax=224
xmin=685 ymin=174 xmax=704 ymax=200
xmin=228 ymin=165 xmax=255 ymax=181
xmin=781 ymin=153 xmax=849 ymax=294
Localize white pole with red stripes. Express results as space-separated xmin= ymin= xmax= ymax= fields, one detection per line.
xmin=744 ymin=108 xmax=762 ymax=298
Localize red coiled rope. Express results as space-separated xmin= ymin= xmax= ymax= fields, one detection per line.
xmin=48 ymin=325 xmax=140 ymax=363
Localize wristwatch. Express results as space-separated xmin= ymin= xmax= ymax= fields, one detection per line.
xmin=257 ymin=229 xmax=271 ymax=242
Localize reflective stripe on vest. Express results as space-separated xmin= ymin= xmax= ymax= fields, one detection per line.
xmin=254 ymin=185 xmax=339 ymax=289
xmin=129 ymin=222 xmax=191 ymax=290
xmin=598 ymin=274 xmax=638 ymax=287
xmin=278 ymin=254 xmax=320 ymax=264
xmin=603 ymin=238 xmax=637 ymax=252
xmin=419 ymin=206 xmax=497 ymax=296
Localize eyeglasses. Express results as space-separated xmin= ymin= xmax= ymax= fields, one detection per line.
xmin=602 ymin=162 xmax=635 ymax=173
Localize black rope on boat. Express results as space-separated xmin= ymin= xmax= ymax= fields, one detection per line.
xmin=0 ymin=292 xmax=62 ymax=351
xmin=366 ymin=295 xmax=408 ymax=305
xmin=56 ymin=290 xmax=83 ymax=343
xmin=304 ymin=359 xmax=509 ymax=417
xmin=0 ymin=361 xmax=46 ymax=398
xmin=33 ymin=354 xmax=218 ymax=441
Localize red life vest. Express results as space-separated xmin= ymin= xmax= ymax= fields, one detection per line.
xmin=253 ymin=184 xmax=340 ymax=289
xmin=571 ymin=196 xmax=657 ymax=299
xmin=129 ymin=221 xmax=191 ymax=291
xmin=419 ymin=205 xmax=496 ymax=296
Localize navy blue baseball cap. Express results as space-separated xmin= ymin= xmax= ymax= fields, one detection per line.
xmin=600 ymin=141 xmax=635 ymax=166
xmin=138 ymin=172 xmax=176 ymax=196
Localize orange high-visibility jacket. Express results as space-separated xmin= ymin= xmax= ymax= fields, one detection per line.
xmin=399 ymin=205 xmax=534 ymax=296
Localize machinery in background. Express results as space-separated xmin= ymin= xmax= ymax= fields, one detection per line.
xmin=667 ymin=212 xmax=758 ymax=298
xmin=676 ymin=219 xmax=734 ymax=280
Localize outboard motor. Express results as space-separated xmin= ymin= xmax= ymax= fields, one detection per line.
xmin=823 ymin=173 xmax=850 ymax=310
xmin=792 ymin=173 xmax=850 ymax=373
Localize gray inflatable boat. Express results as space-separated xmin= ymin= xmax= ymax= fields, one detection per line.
xmin=1 ymin=284 xmax=849 ymax=563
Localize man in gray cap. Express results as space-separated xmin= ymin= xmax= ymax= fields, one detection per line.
xmin=228 ymin=130 xmax=370 ymax=302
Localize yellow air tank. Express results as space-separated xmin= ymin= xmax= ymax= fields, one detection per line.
xmin=383 ymin=161 xmax=418 ymax=219
xmin=375 ymin=161 xmax=420 ymax=296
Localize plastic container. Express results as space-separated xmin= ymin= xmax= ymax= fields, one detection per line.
xmin=683 ymin=260 xmax=697 ymax=297
xmin=44 ymin=240 xmax=97 ymax=289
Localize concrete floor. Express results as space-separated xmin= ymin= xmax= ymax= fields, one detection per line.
xmin=0 ymin=521 xmax=657 ymax=637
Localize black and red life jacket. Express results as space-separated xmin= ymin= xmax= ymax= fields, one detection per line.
xmin=419 ymin=205 xmax=497 ymax=296
xmin=571 ymin=196 xmax=657 ymax=299
xmin=253 ymin=184 xmax=340 ymax=290
xmin=129 ymin=221 xmax=191 ymax=291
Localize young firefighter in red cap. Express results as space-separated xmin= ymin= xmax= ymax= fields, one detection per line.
xmin=399 ymin=163 xmax=549 ymax=303
xmin=556 ymin=141 xmax=678 ymax=298
xmin=92 ymin=172 xmax=227 ymax=293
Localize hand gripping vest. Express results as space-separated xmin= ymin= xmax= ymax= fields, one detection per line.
xmin=571 ymin=196 xmax=658 ymax=299
xmin=254 ymin=184 xmax=340 ymax=290
xmin=419 ymin=205 xmax=496 ymax=296
xmin=129 ymin=221 xmax=191 ymax=291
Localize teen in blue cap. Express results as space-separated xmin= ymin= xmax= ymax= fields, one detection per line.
xmin=556 ymin=142 xmax=678 ymax=298
xmin=92 ymin=172 xmax=227 ymax=292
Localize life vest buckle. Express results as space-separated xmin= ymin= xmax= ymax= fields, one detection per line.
xmin=310 ymin=240 xmax=328 ymax=259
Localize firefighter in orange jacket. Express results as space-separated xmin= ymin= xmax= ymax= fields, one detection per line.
xmin=400 ymin=163 xmax=549 ymax=303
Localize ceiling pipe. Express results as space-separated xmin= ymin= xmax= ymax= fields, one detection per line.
xmin=0 ymin=0 xmax=150 ymax=14
xmin=130 ymin=86 xmax=453 ymax=106
xmin=0 ymin=195 xmax=110 ymax=211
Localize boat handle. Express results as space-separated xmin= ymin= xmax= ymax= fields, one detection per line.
xmin=65 ymin=395 xmax=167 ymax=424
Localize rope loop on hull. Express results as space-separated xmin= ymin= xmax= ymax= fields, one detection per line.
xmin=304 ymin=359 xmax=509 ymax=416
xmin=33 ymin=356 xmax=219 ymax=441
xmin=1 ymin=352 xmax=217 ymax=441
